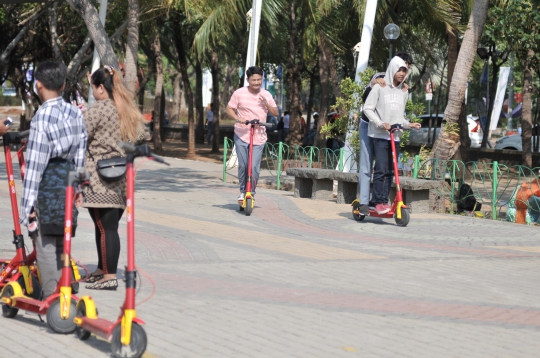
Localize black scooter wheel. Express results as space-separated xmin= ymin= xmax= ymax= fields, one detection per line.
xmin=110 ymin=322 xmax=147 ymax=358
xmin=352 ymin=202 xmax=365 ymax=221
xmin=1 ymin=276 xmax=41 ymax=318
xmin=395 ymin=208 xmax=410 ymax=227
xmin=1 ymin=285 xmax=18 ymax=318
xmin=46 ymin=299 xmax=78 ymax=334
xmin=245 ymin=198 xmax=253 ymax=216
xmin=75 ymin=301 xmax=91 ymax=340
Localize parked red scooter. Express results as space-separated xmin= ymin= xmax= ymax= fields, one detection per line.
xmin=1 ymin=168 xmax=88 ymax=333
xmin=75 ymin=143 xmax=169 ymax=358
xmin=0 ymin=130 xmax=41 ymax=298
xmin=351 ymin=124 xmax=410 ymax=227
xmin=238 ymin=119 xmax=271 ymax=216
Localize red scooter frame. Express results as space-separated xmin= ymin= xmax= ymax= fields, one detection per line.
xmin=0 ymin=131 xmax=40 ymax=297
xmin=238 ymin=119 xmax=270 ymax=216
xmin=1 ymin=168 xmax=88 ymax=333
xmin=75 ymin=143 xmax=169 ymax=358
xmin=352 ymin=124 xmax=411 ymax=227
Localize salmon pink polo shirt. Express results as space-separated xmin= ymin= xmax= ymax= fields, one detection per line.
xmin=228 ymin=86 xmax=277 ymax=146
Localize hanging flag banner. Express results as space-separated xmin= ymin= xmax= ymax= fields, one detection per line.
xmin=490 ymin=67 xmax=510 ymax=130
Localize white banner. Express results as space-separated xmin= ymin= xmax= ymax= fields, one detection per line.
xmin=490 ymin=67 xmax=510 ymax=130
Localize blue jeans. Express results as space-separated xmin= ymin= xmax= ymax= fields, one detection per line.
xmin=206 ymin=122 xmax=214 ymax=144
xmin=372 ymin=138 xmax=399 ymax=204
xmin=234 ymin=135 xmax=264 ymax=195
xmin=358 ymin=120 xmax=373 ymax=205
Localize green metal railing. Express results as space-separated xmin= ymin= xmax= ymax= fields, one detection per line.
xmin=411 ymin=155 xmax=540 ymax=223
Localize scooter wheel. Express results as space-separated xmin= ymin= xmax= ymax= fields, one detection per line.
xmin=110 ymin=322 xmax=148 ymax=358
xmin=1 ymin=276 xmax=41 ymax=318
xmin=75 ymin=301 xmax=91 ymax=340
xmin=245 ymin=198 xmax=253 ymax=216
xmin=352 ymin=202 xmax=365 ymax=221
xmin=1 ymin=285 xmax=18 ymax=318
xmin=394 ymin=208 xmax=410 ymax=227
xmin=46 ymin=299 xmax=78 ymax=334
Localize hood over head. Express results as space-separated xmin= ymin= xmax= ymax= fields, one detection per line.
xmin=383 ymin=56 xmax=409 ymax=88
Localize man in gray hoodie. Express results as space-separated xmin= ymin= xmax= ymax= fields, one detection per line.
xmin=363 ymin=56 xmax=421 ymax=214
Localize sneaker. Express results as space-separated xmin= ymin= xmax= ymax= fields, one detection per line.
xmin=359 ymin=204 xmax=370 ymax=215
xmin=375 ymin=203 xmax=390 ymax=215
xmin=237 ymin=193 xmax=245 ymax=202
xmin=383 ymin=203 xmax=392 ymax=212
xmin=368 ymin=201 xmax=376 ymax=210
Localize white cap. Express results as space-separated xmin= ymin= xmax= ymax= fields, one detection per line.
xmin=313 ymin=112 xmax=319 ymax=117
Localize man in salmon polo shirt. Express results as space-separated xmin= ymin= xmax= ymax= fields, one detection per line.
xmin=226 ymin=66 xmax=279 ymax=203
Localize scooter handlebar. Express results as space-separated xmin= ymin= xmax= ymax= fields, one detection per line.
xmin=244 ymin=119 xmax=273 ymax=127
xmin=389 ymin=124 xmax=404 ymax=132
xmin=118 ymin=141 xmax=170 ymax=166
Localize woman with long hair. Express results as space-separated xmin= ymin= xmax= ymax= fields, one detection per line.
xmin=83 ymin=65 xmax=145 ymax=290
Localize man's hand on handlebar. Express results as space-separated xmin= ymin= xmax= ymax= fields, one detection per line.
xmin=381 ymin=123 xmax=391 ymax=131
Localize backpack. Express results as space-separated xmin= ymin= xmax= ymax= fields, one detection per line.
xmin=457 ymin=182 xmax=481 ymax=212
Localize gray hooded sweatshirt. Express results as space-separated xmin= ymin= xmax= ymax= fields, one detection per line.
xmin=364 ymin=56 xmax=410 ymax=141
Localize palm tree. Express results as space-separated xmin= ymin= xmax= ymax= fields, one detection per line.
xmin=431 ymin=0 xmax=490 ymax=160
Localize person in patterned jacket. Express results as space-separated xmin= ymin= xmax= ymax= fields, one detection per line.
xmin=83 ymin=65 xmax=145 ymax=290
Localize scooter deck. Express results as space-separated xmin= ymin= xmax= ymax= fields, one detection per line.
xmin=76 ymin=316 xmax=116 ymax=340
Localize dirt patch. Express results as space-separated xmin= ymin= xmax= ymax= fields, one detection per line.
xmin=148 ymin=139 xmax=223 ymax=164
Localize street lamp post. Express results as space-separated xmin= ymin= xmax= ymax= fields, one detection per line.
xmin=384 ymin=24 xmax=400 ymax=66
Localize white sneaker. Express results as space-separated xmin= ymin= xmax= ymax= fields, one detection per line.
xmin=237 ymin=193 xmax=245 ymax=202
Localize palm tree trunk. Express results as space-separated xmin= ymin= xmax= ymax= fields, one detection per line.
xmin=66 ymin=0 xmax=119 ymax=69
xmin=151 ymin=25 xmax=163 ymax=154
xmin=195 ymin=61 xmax=205 ymax=144
xmin=431 ymin=0 xmax=489 ymax=160
xmin=171 ymin=13 xmax=195 ymax=157
xmin=316 ymin=47 xmax=330 ymax=148
xmin=211 ymin=51 xmax=220 ymax=153
xmin=124 ymin=0 xmax=139 ymax=96
xmin=171 ymin=73 xmax=182 ymax=123
xmin=48 ymin=3 xmax=64 ymax=63
xmin=446 ymin=28 xmax=458 ymax=91
xmin=220 ymin=64 xmax=234 ymax=116
xmin=305 ymin=70 xmax=316 ymax=134
xmin=319 ymin=34 xmax=341 ymax=99
xmin=521 ymin=49 xmax=535 ymax=167
xmin=286 ymin=0 xmax=305 ymax=146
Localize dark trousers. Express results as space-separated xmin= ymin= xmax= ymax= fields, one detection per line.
xmin=372 ymin=138 xmax=399 ymax=204
xmin=206 ymin=122 xmax=214 ymax=144
xmin=88 ymin=208 xmax=124 ymax=275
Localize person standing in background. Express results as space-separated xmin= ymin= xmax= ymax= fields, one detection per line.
xmin=206 ymin=103 xmax=214 ymax=145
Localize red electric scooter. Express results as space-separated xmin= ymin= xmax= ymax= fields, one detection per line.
xmin=1 ymin=168 xmax=88 ymax=333
xmin=238 ymin=119 xmax=271 ymax=216
xmin=1 ymin=131 xmax=82 ymax=297
xmin=351 ymin=124 xmax=410 ymax=226
xmin=75 ymin=143 xmax=169 ymax=358
xmin=0 ymin=130 xmax=41 ymax=297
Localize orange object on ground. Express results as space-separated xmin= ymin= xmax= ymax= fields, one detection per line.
xmin=514 ymin=179 xmax=540 ymax=224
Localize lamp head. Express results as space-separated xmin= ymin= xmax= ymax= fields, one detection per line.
xmin=477 ymin=47 xmax=489 ymax=60
xmin=384 ymin=23 xmax=400 ymax=41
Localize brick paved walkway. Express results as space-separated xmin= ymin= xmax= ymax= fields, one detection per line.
xmin=0 ymin=155 xmax=539 ymax=357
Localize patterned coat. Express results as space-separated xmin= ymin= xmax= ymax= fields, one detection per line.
xmin=83 ymin=99 xmax=126 ymax=209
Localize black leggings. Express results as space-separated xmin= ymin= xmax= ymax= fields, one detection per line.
xmin=88 ymin=208 xmax=124 ymax=275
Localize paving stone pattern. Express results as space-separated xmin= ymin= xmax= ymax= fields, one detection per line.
xmin=0 ymin=155 xmax=539 ymax=357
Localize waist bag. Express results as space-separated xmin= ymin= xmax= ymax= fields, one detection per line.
xmin=96 ymin=156 xmax=126 ymax=182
